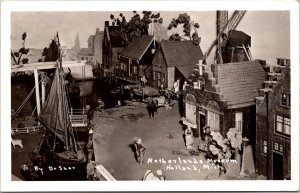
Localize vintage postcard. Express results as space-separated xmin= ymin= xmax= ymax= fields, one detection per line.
xmin=1 ymin=0 xmax=299 ymax=192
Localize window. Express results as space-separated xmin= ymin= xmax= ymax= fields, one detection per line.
xmin=153 ymin=71 xmax=156 ymax=80
xmin=274 ymin=142 xmax=279 ymax=151
xmin=124 ymin=63 xmax=127 ymax=71
xmin=162 ymin=73 xmax=165 ymax=83
xmin=157 ymin=72 xmax=161 ymax=79
xmin=133 ymin=65 xmax=137 ymax=74
xmin=283 ymin=118 xmax=291 ymax=135
xmin=207 ymin=111 xmax=220 ymax=132
xmin=282 ymin=93 xmax=287 ymax=106
xmin=86 ymin=57 xmax=88 ymax=60
xmin=235 ymin=112 xmax=243 ymax=132
xmin=281 ymin=93 xmax=291 ymax=107
xmin=263 ymin=140 xmax=267 ymax=154
xmin=276 ymin=116 xmax=283 ymax=133
xmin=274 ymin=142 xmax=283 ymax=153
xmin=120 ymin=63 xmax=124 ymax=70
xmin=279 ymin=144 xmax=284 ymax=152
xmin=81 ymin=57 xmax=84 ymax=60
xmin=276 ymin=115 xmax=290 ymax=136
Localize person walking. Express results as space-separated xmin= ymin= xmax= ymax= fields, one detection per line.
xmin=146 ymin=97 xmax=155 ymax=118
xmin=133 ymin=137 xmax=146 ymax=164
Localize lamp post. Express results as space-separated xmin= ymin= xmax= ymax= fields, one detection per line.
xmin=239 ymin=137 xmax=249 ymax=177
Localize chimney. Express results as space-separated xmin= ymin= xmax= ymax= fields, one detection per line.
xmin=105 ymin=21 xmax=109 ymax=27
xmin=96 ymin=28 xmax=100 ymax=34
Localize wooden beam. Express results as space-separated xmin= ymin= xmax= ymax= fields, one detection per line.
xmin=11 ymin=60 xmax=86 ymax=73
xmin=41 ymin=83 xmax=45 ymax=107
xmin=34 ymin=68 xmax=41 ymax=116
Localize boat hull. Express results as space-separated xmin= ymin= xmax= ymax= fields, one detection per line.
xmin=43 ymin=136 xmax=87 ymax=165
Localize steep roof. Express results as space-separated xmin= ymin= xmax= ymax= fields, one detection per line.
xmin=217 ymin=60 xmax=267 ymax=108
xmin=160 ymin=40 xmax=203 ymax=67
xmin=176 ymin=65 xmax=196 ymax=79
xmin=118 ymin=35 xmax=154 ymax=60
xmin=78 ymin=48 xmax=93 ymax=56
xmin=226 ymin=30 xmax=251 ymax=47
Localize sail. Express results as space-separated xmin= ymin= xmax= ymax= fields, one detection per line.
xmin=38 ymin=66 xmax=71 ymax=143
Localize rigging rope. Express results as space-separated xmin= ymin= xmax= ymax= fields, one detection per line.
xmin=12 ymin=80 xmax=42 ymax=120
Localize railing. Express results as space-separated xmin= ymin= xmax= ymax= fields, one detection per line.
xmin=69 ymin=108 xmax=89 ymax=127
xmin=114 ymin=69 xmax=140 ymax=83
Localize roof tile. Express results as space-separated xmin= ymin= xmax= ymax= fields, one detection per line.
xmin=118 ymin=35 xmax=154 ymax=60
xmin=217 ymin=60 xmax=267 ymax=106
xmin=160 ymin=40 xmax=203 ymax=67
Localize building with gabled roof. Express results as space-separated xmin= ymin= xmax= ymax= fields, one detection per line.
xmin=255 ymin=58 xmax=291 ymax=180
xmin=183 ymin=60 xmax=267 ymax=147
xmin=151 ymin=40 xmax=203 ymax=89
xmin=115 ymin=35 xmax=157 ymax=83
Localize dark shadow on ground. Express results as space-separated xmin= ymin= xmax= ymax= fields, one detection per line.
xmin=119 ymin=112 xmax=145 ymax=121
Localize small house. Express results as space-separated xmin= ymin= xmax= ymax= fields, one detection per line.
xmin=151 ymin=40 xmax=203 ymax=89
xmin=116 ymin=35 xmax=157 ymax=84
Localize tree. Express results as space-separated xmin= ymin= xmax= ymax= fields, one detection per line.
xmin=205 ymin=128 xmax=243 ymax=176
xmin=11 ymin=32 xmax=30 ymax=65
xmin=109 ymin=11 xmax=163 ymax=45
xmin=167 ymin=13 xmax=201 ymax=45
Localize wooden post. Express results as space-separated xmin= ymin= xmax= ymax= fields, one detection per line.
xmin=41 ymin=82 xmax=45 ymax=107
xmin=34 ymin=68 xmax=41 ymax=116
xmin=198 ymin=60 xmax=203 ymax=76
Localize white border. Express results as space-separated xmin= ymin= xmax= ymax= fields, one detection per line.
xmin=1 ymin=0 xmax=299 ymax=191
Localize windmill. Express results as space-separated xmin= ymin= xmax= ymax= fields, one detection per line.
xmin=203 ymin=10 xmax=249 ymax=64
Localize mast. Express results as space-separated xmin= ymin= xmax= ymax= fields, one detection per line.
xmin=56 ymin=32 xmax=70 ymax=151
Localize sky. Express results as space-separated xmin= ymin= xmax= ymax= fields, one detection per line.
xmin=11 ymin=11 xmax=290 ymax=64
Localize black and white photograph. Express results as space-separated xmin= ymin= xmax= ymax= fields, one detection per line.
xmin=1 ymin=0 xmax=299 ymax=192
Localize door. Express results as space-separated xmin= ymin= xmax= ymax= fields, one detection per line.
xmin=273 ymin=152 xmax=284 ymax=180
xmin=199 ymin=112 xmax=206 ymax=139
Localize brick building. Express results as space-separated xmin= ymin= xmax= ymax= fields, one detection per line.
xmin=255 ymin=58 xmax=291 ymax=180
xmin=183 ymin=60 xmax=267 ymax=145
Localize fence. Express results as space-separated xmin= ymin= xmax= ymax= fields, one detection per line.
xmin=69 ymin=108 xmax=89 ymax=127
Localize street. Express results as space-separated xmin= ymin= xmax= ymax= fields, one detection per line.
xmin=91 ymin=101 xmax=253 ymax=180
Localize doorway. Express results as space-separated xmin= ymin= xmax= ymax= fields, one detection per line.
xmin=273 ymin=152 xmax=284 ymax=180
xmin=199 ymin=112 xmax=206 ymax=140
